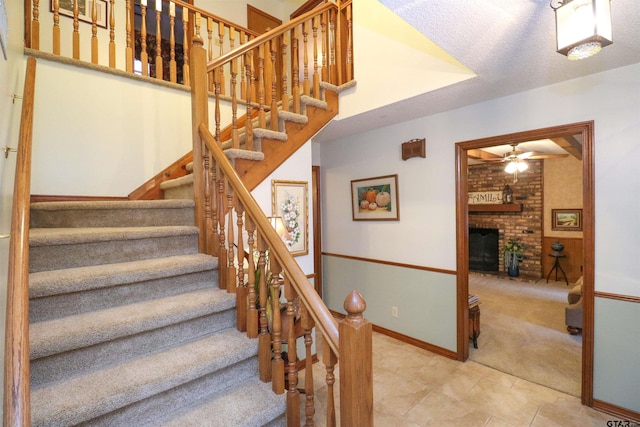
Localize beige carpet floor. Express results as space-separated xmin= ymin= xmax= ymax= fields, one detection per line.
xmin=468 ymin=273 xmax=582 ymax=397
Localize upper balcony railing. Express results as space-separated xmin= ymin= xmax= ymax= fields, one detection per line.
xmin=25 ymin=0 xmax=353 ymax=92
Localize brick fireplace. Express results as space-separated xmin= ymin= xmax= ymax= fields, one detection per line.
xmin=468 ymin=160 xmax=543 ymax=279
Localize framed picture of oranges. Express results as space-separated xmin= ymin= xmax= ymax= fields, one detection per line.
xmin=351 ymin=174 xmax=399 ymax=221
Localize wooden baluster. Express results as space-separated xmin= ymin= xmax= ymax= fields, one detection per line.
xmin=323 ymin=338 xmax=337 ymax=427
xmin=244 ymin=50 xmax=255 ymax=152
xmin=229 ymin=27 xmax=236 ymax=51
xmin=216 ymin=166 xmax=227 ymax=289
xmin=329 ymin=9 xmax=337 ymax=84
xmin=270 ymin=39 xmax=278 ymax=132
xmin=271 ymin=259 xmax=285 ymax=394
xmin=141 ymin=0 xmax=148 ymax=76
xmin=73 ymin=0 xmax=80 ymax=59
xmin=346 ymin=4 xmax=353 ymax=82
xmin=257 ymin=44 xmax=266 ymax=129
xmin=302 ymin=304 xmax=316 ymax=426
xmin=109 ymin=0 xmax=116 ymax=68
xmin=246 ymin=215 xmax=258 ymax=338
xmin=194 ymin=12 xmax=201 ymax=39
xmin=182 ymin=10 xmax=190 ymax=86
xmin=206 ymin=18 xmax=213 ymax=92
xmin=52 ymin=0 xmax=60 ymax=55
xmin=231 ymin=56 xmax=239 ymax=149
xmin=217 ymin=21 xmax=226 ymax=95
xmin=126 ymin=0 xmax=133 ymax=72
xmin=302 ymin=20 xmax=310 ymax=96
xmin=32 ymin=0 xmax=40 ymax=50
xmin=226 ymin=182 xmax=236 ymax=292
xmin=235 ymin=200 xmax=247 ymax=332
xmin=155 ymin=1 xmax=163 ymax=80
xmin=340 ymin=291 xmax=373 ymax=426
xmin=257 ymin=234 xmax=271 ymax=382
xmin=285 ymin=277 xmax=301 ymax=424
xmin=312 ymin=15 xmax=320 ymax=97
xmin=91 ymin=0 xmax=98 ymax=64
xmin=207 ymin=152 xmax=217 ymax=255
xmin=214 ymin=66 xmax=221 ymax=142
xmin=169 ymin=2 xmax=177 ymax=83
xmin=321 ymin=11 xmax=328 ymax=82
xmin=281 ymin=32 xmax=289 ymax=112
xmin=292 ymin=26 xmax=301 ymax=114
xmin=239 ymin=32 xmax=246 ymax=100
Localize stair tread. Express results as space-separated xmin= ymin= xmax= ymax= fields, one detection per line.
xmin=30 ymin=253 xmax=218 ymax=299
xmin=30 ymin=199 xmax=195 ymax=211
xmin=29 ymin=225 xmax=199 ymax=246
xmin=31 ymin=329 xmax=258 ymax=427
xmin=30 ymin=287 xmax=235 ymax=359
xmin=161 ymin=377 xmax=286 ymax=427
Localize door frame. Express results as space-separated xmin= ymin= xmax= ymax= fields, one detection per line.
xmin=454 ymin=121 xmax=595 ymax=405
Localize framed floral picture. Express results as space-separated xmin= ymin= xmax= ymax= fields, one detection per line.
xmin=351 ymin=174 xmax=399 ymax=221
xmin=271 ymin=180 xmax=308 ymax=256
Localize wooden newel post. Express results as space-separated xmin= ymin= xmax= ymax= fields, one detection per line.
xmin=190 ymin=35 xmax=209 ymax=254
xmin=339 ymin=290 xmax=373 ymax=427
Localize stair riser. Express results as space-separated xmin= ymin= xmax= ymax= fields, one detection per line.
xmin=30 ymin=207 xmax=195 ymax=228
xmin=29 ymin=234 xmax=199 ymax=273
xmin=30 ymin=269 xmax=218 ymax=322
xmin=31 ymin=309 xmax=237 ymax=387
xmin=163 ymin=184 xmax=194 ymax=200
xmin=79 ymin=357 xmax=259 ymax=427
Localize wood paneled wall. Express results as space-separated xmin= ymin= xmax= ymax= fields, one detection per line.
xmin=541 ymin=236 xmax=583 ymax=283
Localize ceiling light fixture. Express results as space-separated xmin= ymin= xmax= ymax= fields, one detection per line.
xmin=551 ymin=0 xmax=612 ymax=60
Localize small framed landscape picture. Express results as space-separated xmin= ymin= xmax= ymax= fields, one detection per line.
xmin=351 ymin=174 xmax=399 ymax=221
xmin=552 ymin=208 xmax=582 ymax=231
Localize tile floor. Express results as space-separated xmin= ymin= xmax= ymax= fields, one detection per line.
xmin=300 ymin=332 xmax=618 ymax=426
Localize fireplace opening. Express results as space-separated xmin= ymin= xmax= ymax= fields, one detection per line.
xmin=469 ymin=227 xmax=499 ymax=271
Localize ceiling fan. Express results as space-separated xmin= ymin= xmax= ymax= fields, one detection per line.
xmin=483 ymin=143 xmax=569 ymax=183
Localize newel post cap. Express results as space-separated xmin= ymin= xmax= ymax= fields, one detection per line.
xmin=343 ymin=290 xmax=366 ymax=327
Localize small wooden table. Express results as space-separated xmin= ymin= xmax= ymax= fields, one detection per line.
xmin=546 ymin=252 xmax=569 ymax=286
xmin=469 ymin=304 xmax=480 ymax=349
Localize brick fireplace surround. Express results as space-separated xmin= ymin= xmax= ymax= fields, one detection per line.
xmin=468 ymin=160 xmax=543 ymax=280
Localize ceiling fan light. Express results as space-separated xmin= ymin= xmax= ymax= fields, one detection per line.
xmin=505 ymin=161 xmax=517 ymax=174
xmin=517 ymin=161 xmax=528 ymax=172
xmin=554 ymin=0 xmax=612 ymax=60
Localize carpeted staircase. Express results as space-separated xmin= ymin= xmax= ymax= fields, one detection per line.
xmin=28 ymin=199 xmax=286 ymax=426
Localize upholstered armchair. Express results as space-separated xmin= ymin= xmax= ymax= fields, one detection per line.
xmin=565 ymin=276 xmax=583 ymax=335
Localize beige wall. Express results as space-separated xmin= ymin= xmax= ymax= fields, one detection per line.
xmin=543 ymin=156 xmax=583 ymax=239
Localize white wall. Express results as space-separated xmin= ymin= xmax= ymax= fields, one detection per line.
xmin=319 ymin=62 xmax=640 ymax=412
xmin=0 ymin=0 xmax=27 ymax=409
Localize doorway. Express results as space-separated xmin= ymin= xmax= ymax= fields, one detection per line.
xmin=455 ymin=121 xmax=595 ymax=406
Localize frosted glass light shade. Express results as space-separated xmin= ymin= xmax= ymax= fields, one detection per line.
xmin=505 ymin=160 xmax=528 ymax=174
xmin=555 ymin=0 xmax=612 ymax=60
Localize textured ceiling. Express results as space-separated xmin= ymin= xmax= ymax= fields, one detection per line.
xmin=315 ymin=0 xmax=640 ymax=143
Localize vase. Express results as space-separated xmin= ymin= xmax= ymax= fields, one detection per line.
xmin=507 ymin=262 xmax=519 ymax=277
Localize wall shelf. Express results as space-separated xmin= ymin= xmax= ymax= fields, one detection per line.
xmin=469 ymin=204 xmax=523 ymax=213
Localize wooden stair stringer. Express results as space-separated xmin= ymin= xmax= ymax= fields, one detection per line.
xmin=235 ymin=89 xmax=339 ymax=192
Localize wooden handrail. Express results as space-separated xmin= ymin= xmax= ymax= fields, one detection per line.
xmin=199 ymin=122 xmax=340 ymax=355
xmin=171 ymin=0 xmax=258 ymax=37
xmin=206 ymin=2 xmax=335 ymax=72
xmin=3 ymin=56 xmax=37 ymax=427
